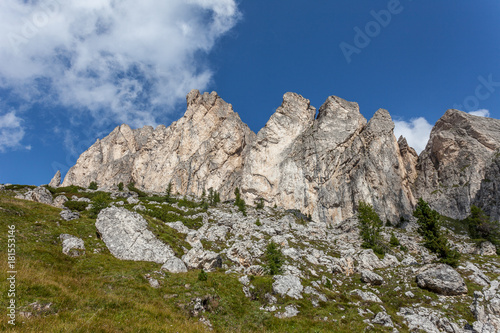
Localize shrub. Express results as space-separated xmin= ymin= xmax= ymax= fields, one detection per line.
xmin=389 ymin=232 xmax=400 ymax=247
xmin=464 ymin=205 xmax=500 ymax=247
xmin=255 ymin=218 xmax=262 ymax=227
xmin=357 ymin=201 xmax=387 ymax=255
xmin=198 ymin=269 xmax=208 ymax=282
xmin=127 ymin=182 xmax=147 ymax=197
xmin=88 ymin=193 xmax=110 ymax=218
xmin=264 ymin=241 xmax=283 ymax=276
xmin=256 ymin=198 xmax=264 ymax=210
xmin=234 ymin=188 xmax=246 ymax=216
xmin=118 ymin=182 xmax=124 ymax=191
xmin=63 ymin=201 xmax=88 ymax=212
xmin=166 ymin=182 xmax=173 ymax=201
xmin=88 ymin=181 xmax=98 ymax=190
xmin=413 ymin=198 xmax=460 ymax=267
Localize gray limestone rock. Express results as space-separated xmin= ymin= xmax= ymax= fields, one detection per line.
xmin=21 ymin=186 xmax=53 ymax=205
xmin=161 ymin=257 xmax=188 ymax=273
xmin=351 ymin=289 xmax=382 ymax=303
xmin=182 ymin=246 xmax=222 ymax=272
xmin=361 ymin=270 xmax=384 ymax=286
xmin=53 ymin=195 xmax=69 ymax=209
xmin=272 ymin=275 xmax=303 ymax=300
xmin=60 ymin=234 xmax=85 ymax=257
xmin=60 ymin=209 xmax=80 ymax=221
xmin=416 ymin=264 xmax=468 ymax=296
xmin=96 ymin=207 xmax=175 ymax=263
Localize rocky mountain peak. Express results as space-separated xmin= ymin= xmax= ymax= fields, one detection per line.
xmin=366 ymin=108 xmax=395 ymax=134
xmin=416 ymin=109 xmax=500 ymax=220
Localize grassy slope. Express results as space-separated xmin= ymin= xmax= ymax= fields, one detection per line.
xmin=0 ymin=190 xmax=492 ymax=332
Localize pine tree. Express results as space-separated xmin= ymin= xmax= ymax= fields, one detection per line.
xmin=414 ymin=198 xmax=460 ymax=267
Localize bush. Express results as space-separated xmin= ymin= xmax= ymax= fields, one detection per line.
xmin=234 ymin=188 xmax=246 ymax=216
xmin=413 ymin=198 xmax=460 ymax=267
xmin=464 ymin=205 xmax=500 ymax=247
xmin=127 ymin=183 xmax=147 ymax=197
xmin=389 ymin=232 xmax=400 ymax=247
xmin=63 ymin=201 xmax=88 ymax=212
xmin=198 ymin=269 xmax=208 ymax=282
xmin=264 ymin=241 xmax=283 ymax=276
xmin=165 ymin=182 xmax=173 ymax=201
xmin=88 ymin=181 xmax=98 ymax=190
xmin=357 ymin=201 xmax=387 ymax=255
xmin=88 ymin=193 xmax=110 ymax=218
xmin=118 ymin=182 xmax=124 ymax=191
xmin=256 ymin=198 xmax=264 ymax=210
xmin=255 ymin=218 xmax=262 ymax=227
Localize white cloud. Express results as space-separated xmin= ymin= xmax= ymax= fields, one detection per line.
xmin=0 ymin=0 xmax=240 ymax=127
xmin=468 ymin=109 xmax=490 ymax=117
xmin=0 ymin=111 xmax=25 ymax=152
xmin=394 ymin=117 xmax=434 ymax=154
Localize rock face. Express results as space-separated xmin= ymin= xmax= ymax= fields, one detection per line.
xmin=471 ymin=279 xmax=500 ymax=332
xmin=416 ymin=264 xmax=468 ymax=296
xmin=242 ymin=96 xmax=416 ymax=224
xmin=416 ymin=110 xmax=500 ymax=220
xmin=63 ymin=90 xmax=500 ymax=224
xmin=96 ymin=207 xmax=175 ymax=263
xmin=63 ymin=90 xmax=255 ymax=199
xmin=49 ymin=170 xmax=61 ymax=188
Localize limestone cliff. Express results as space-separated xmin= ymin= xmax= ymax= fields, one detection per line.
xmin=63 ymin=90 xmax=256 ymax=199
xmin=416 ymin=109 xmax=500 ymax=220
xmin=63 ymin=91 xmax=500 ymax=224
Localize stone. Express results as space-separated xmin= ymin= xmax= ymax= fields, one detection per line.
xmin=397 ymin=307 xmax=464 ymax=333
xmin=21 ymin=186 xmax=53 ymax=205
xmin=361 ymin=270 xmax=384 ymax=285
xmin=96 ymin=207 xmax=175 ymax=263
xmin=60 ymin=234 xmax=85 ymax=257
xmin=182 ymin=246 xmax=222 ymax=272
xmin=49 ymin=170 xmax=61 ymax=188
xmin=161 ymin=257 xmax=188 ymax=273
xmin=372 ymin=312 xmax=394 ymax=327
xmin=275 ymin=305 xmax=299 ymax=319
xmin=148 ymin=278 xmax=160 ymax=289
xmin=350 ymin=289 xmax=382 ymax=303
xmin=53 ymin=195 xmax=69 ymax=209
xmin=470 ymin=279 xmax=500 ymax=332
xmin=245 ymin=265 xmax=266 ymax=276
xmin=272 ymin=275 xmax=303 ymax=299
xmin=416 ymin=264 xmax=468 ymax=296
xmin=475 ymin=241 xmax=497 ymax=256
xmin=60 ymin=209 xmax=80 ymax=221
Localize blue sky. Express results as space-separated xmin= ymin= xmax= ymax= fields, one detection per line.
xmin=1 ymin=0 xmax=499 ymax=186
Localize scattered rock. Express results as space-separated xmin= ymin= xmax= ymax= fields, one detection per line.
xmin=60 ymin=209 xmax=80 ymax=221
xmin=161 ymin=257 xmax=188 ymax=273
xmin=475 ymin=241 xmax=497 ymax=256
xmin=361 ymin=270 xmax=384 ymax=285
xmin=96 ymin=207 xmax=175 ymax=263
xmin=372 ymin=312 xmax=394 ymax=327
xmin=60 ymin=234 xmax=85 ymax=257
xmin=470 ymin=279 xmax=500 ymax=332
xmin=53 ymin=195 xmax=69 ymax=209
xmin=19 ymin=186 xmax=53 ymax=205
xmin=416 ymin=264 xmax=468 ymax=296
xmin=351 ymin=289 xmax=382 ymax=303
xmin=397 ymin=306 xmax=463 ymax=333
xmin=272 ymin=275 xmax=303 ymax=299
xmin=182 ymin=246 xmax=222 ymax=272
xmin=275 ymin=305 xmax=299 ymax=318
